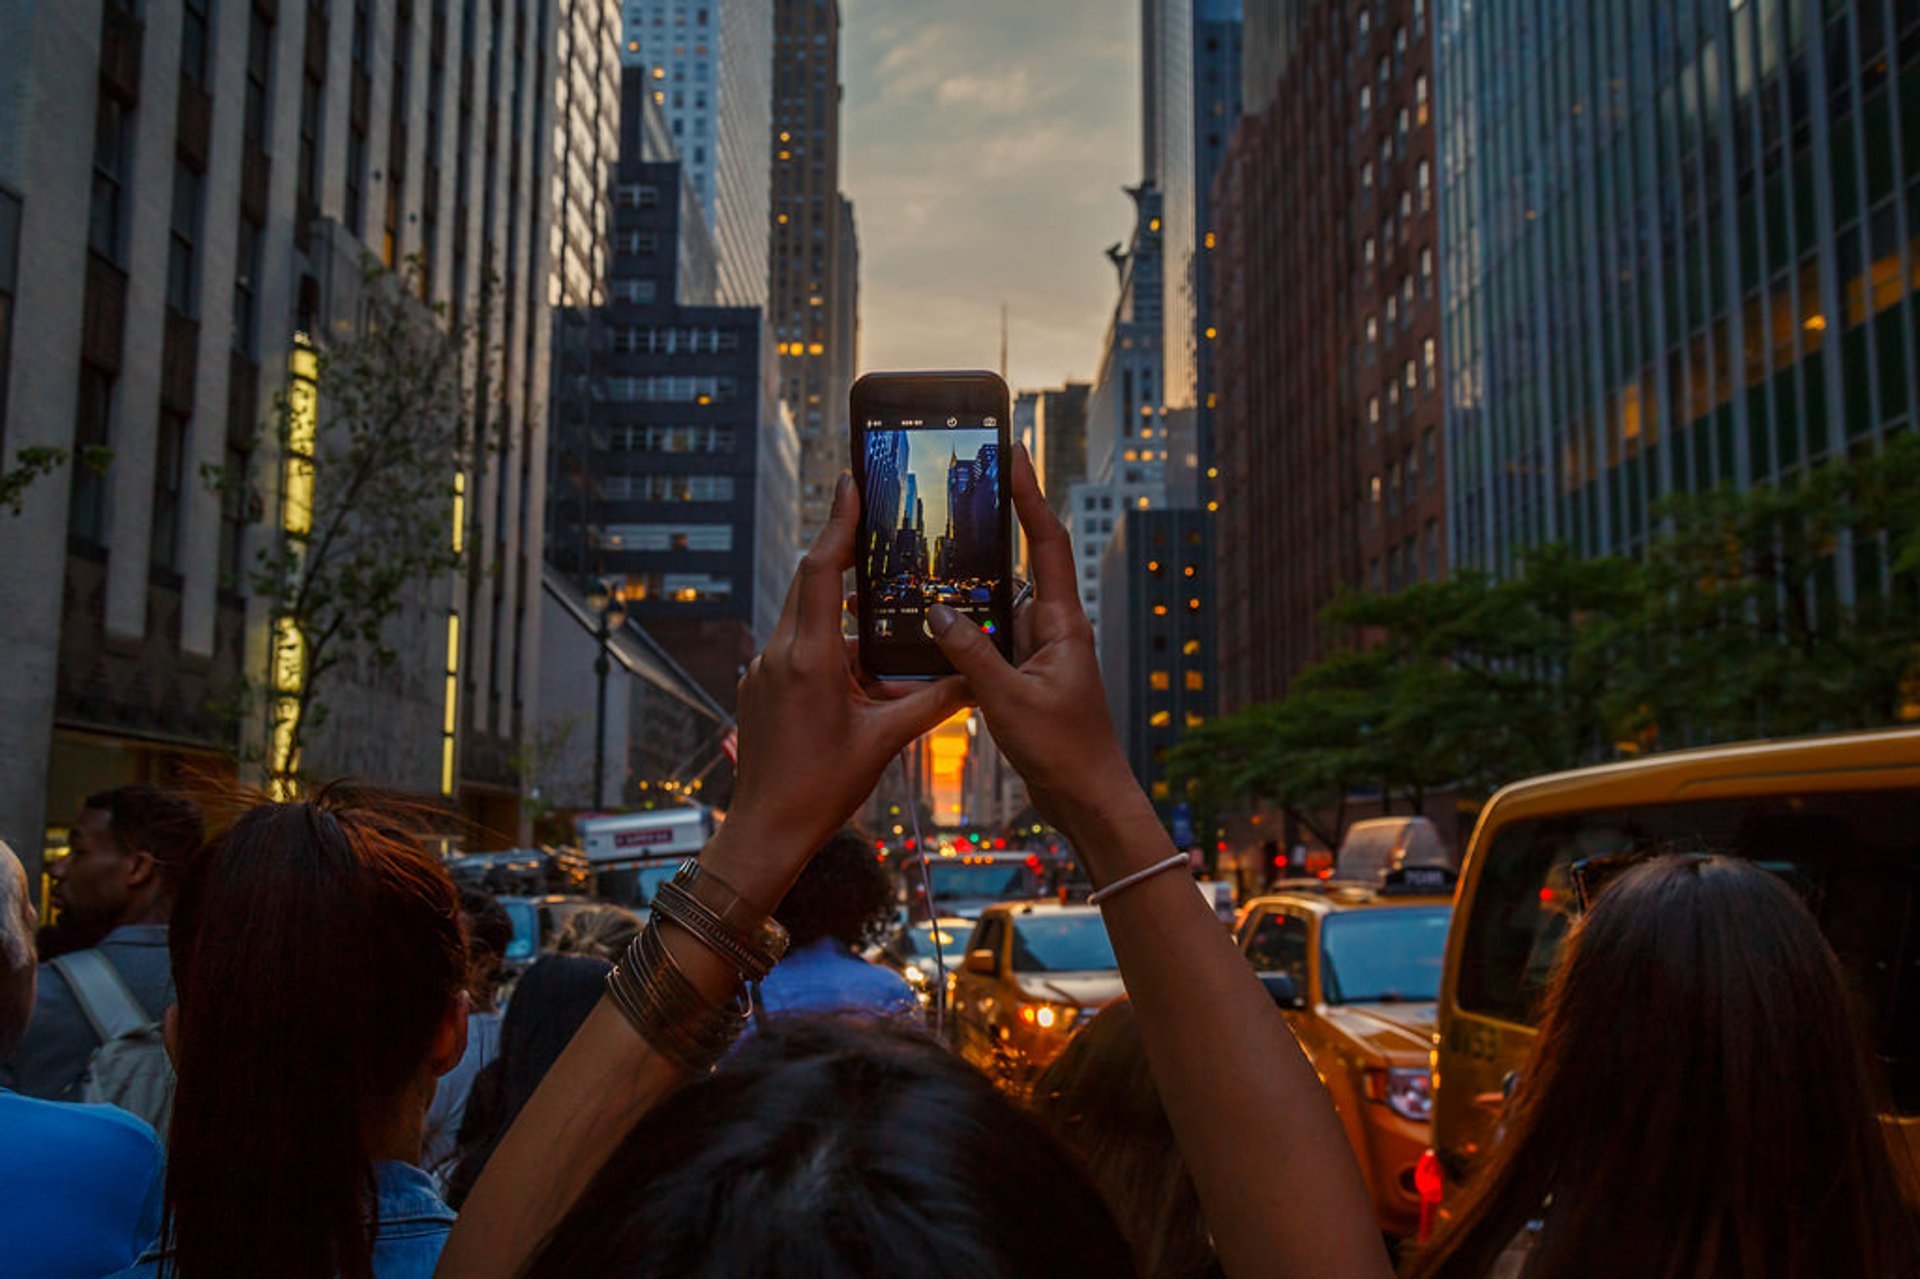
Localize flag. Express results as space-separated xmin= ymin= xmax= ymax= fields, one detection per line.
xmin=721 ymin=727 xmax=739 ymax=764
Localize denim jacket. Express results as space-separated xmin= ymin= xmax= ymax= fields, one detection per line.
xmin=110 ymin=1162 xmax=455 ymax=1279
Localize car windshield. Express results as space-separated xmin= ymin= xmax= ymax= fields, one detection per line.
xmin=902 ymin=923 xmax=972 ymax=964
xmin=1010 ymin=915 xmax=1118 ymax=973
xmin=501 ymin=900 xmax=538 ymax=962
xmin=927 ymin=862 xmax=1042 ymax=903
xmin=1320 ymin=907 xmax=1450 ymax=1004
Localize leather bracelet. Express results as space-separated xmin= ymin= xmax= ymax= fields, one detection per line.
xmin=605 ymin=925 xmax=749 ymax=1074
xmin=671 ymin=860 xmax=791 ymax=967
xmin=652 ymin=880 xmax=783 ymax=982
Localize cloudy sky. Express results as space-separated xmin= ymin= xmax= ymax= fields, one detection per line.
xmin=841 ymin=0 xmax=1140 ymax=392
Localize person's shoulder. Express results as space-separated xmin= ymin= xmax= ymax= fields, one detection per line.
xmin=0 ymin=1090 xmax=164 ymax=1167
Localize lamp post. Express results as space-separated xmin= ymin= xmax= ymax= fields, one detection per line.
xmin=583 ymin=575 xmax=628 ymax=810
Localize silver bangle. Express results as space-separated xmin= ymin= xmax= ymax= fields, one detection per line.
xmin=1088 ymin=852 xmax=1193 ymax=906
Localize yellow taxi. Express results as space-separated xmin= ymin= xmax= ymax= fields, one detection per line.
xmin=947 ymin=900 xmax=1125 ymax=1088
xmin=1428 ymin=727 xmax=1920 ymax=1234
xmin=1234 ymin=866 xmax=1456 ymax=1240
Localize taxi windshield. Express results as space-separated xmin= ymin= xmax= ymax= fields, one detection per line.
xmin=1319 ymin=907 xmax=1450 ymax=1004
xmin=1010 ymin=915 xmax=1118 ymax=973
xmin=927 ymin=861 xmax=1042 ymax=903
xmin=903 ymin=923 xmax=972 ymax=964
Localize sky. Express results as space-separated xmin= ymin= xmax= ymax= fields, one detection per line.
xmin=841 ymin=0 xmax=1141 ymax=393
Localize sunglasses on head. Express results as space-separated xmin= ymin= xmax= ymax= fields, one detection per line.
xmin=1567 ymin=849 xmax=1818 ymax=915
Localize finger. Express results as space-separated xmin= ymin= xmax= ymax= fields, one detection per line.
xmin=1012 ymin=443 xmax=1079 ymax=606
xmin=792 ymin=473 xmax=859 ymax=660
xmin=928 ymin=604 xmax=1021 ymax=704
xmin=868 ymin=675 xmax=972 ymax=745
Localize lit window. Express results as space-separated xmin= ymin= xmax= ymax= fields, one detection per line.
xmin=1186 ymin=712 xmax=1205 ymax=729
xmin=1152 ymin=604 xmax=1169 ymax=617
xmin=1150 ymin=710 xmax=1172 ymax=728
xmin=1185 ymin=671 xmax=1204 ymax=691
xmin=1150 ymin=671 xmax=1171 ymax=691
xmin=1182 ymin=639 xmax=1201 ymax=657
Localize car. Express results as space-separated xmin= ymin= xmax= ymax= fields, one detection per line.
xmin=898 ymin=850 xmax=1048 ymax=921
xmin=1234 ymin=867 xmax=1456 ymax=1241
xmin=1428 ymin=727 xmax=1920 ymax=1236
xmin=869 ymin=916 xmax=975 ymax=1011
xmin=947 ymin=901 xmax=1125 ymax=1089
xmin=496 ymin=893 xmax=600 ymax=968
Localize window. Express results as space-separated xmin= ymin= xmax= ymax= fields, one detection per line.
xmin=599 ymin=523 xmax=733 ymax=552
xmin=1149 ymin=670 xmax=1171 ymax=691
xmin=616 ymin=183 xmax=661 ymax=209
xmin=0 ymin=190 xmax=18 ymax=449
xmin=181 ymin=0 xmax=213 ymax=88
xmin=69 ymin=366 xmax=112 ymax=543
xmin=607 ymin=425 xmax=736 ymax=454
xmin=243 ymin=6 xmax=273 ymax=148
xmin=90 ymin=93 xmax=131 ymax=262
xmin=151 ymin=409 xmax=186 ymax=570
xmin=599 ymin=474 xmax=736 ymax=502
xmin=622 ymin=572 xmax=734 ymax=602
xmin=167 ymin=160 xmax=203 ymax=317
xmin=613 ymin=279 xmax=659 ymax=304
xmin=232 ymin=217 xmax=263 ymax=356
xmin=1150 ymin=710 xmax=1172 ymax=727
xmin=1243 ymin=911 xmax=1311 ymax=992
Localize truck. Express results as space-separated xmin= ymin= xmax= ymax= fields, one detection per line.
xmin=575 ymin=806 xmax=715 ymax=909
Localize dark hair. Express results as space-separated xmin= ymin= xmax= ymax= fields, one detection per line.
xmin=1031 ymin=1001 xmax=1219 ymax=1278
xmin=778 ymin=828 xmax=894 ymax=949
xmin=526 ymin=1017 xmax=1137 ymax=1279
xmin=1409 ymin=855 xmax=1920 ymax=1279
xmin=458 ymin=886 xmax=514 ymax=963
xmin=85 ymin=785 xmax=205 ymax=893
xmin=163 ymin=790 xmax=466 ymax=1279
xmin=446 ymin=954 xmax=611 ymax=1208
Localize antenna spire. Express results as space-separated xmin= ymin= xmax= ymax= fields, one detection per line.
xmin=999 ymin=304 xmax=1009 ymax=382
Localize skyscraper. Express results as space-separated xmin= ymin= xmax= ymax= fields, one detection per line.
xmin=1212 ymin=0 xmax=1442 ymax=711
xmin=622 ymin=0 xmax=773 ymax=307
xmin=1438 ymin=0 xmax=1920 ymax=591
xmin=0 ymin=0 xmax=568 ymax=867
xmin=771 ymin=0 xmax=858 ymax=542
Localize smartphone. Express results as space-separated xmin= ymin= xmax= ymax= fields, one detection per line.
xmin=851 ymin=371 xmax=1014 ymax=680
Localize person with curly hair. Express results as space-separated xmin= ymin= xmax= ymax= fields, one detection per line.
xmin=551 ymin=905 xmax=641 ymax=964
xmin=756 ymin=828 xmax=915 ymax=1018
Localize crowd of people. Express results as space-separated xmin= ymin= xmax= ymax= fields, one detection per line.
xmin=1 ymin=449 xmax=1916 ymax=1278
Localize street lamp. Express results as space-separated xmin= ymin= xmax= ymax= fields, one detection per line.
xmin=584 ymin=575 xmax=627 ymax=809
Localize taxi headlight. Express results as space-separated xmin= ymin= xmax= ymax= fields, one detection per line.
xmin=903 ymin=964 xmax=927 ymax=986
xmin=1367 ymin=1066 xmax=1433 ymax=1122
xmin=1017 ymin=1003 xmax=1079 ymax=1031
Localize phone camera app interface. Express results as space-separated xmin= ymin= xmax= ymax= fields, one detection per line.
xmin=863 ymin=420 xmax=1002 ymax=638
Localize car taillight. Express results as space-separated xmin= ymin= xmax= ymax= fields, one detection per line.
xmin=1414 ymin=1149 xmax=1444 ymax=1242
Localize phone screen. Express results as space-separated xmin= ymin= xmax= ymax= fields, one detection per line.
xmin=853 ymin=373 xmax=1013 ymax=679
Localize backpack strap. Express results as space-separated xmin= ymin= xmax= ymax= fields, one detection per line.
xmin=50 ymin=950 xmax=151 ymax=1043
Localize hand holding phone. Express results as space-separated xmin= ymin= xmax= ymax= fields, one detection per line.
xmin=851 ymin=371 xmax=1015 ymax=680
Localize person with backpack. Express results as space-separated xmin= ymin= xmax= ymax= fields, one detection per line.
xmin=0 ymin=785 xmax=203 ymax=1131
xmin=0 ymin=837 xmax=166 ymax=1277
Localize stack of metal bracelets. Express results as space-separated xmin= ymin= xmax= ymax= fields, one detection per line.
xmin=604 ymin=859 xmax=791 ymax=1074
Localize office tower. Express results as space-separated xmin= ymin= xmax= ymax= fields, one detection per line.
xmin=1212 ymin=0 xmax=1442 ymax=712
xmin=548 ymin=70 xmax=797 ymax=714
xmin=0 ymin=0 xmax=564 ymax=870
xmin=622 ymin=0 xmax=773 ymax=307
xmin=771 ymin=0 xmax=857 ymax=542
xmin=1438 ymin=1 xmax=1920 ymax=592
xmin=1015 ymin=382 xmax=1092 ymax=518
xmin=1099 ymin=509 xmax=1216 ymax=811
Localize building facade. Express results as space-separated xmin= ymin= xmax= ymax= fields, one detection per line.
xmin=771 ymin=0 xmax=857 ymax=542
xmin=1212 ymin=0 xmax=1444 ymax=712
xmin=1438 ymin=0 xmax=1920 ymax=588
xmin=1098 ymin=508 xmax=1216 ymax=812
xmin=0 ymin=0 xmax=564 ymax=871
xmin=622 ymin=0 xmax=771 ymax=307
xmin=547 ymin=73 xmax=797 ymax=715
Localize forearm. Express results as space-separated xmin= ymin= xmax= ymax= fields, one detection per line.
xmin=435 ymin=829 xmax=792 ymax=1279
xmin=1068 ymin=798 xmax=1392 ymax=1279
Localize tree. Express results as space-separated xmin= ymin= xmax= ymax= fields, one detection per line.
xmin=2 ymin=444 xmax=113 ymax=516
xmin=239 ymin=256 xmax=494 ymax=791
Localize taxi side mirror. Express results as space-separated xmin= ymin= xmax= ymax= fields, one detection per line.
xmin=1261 ymin=972 xmax=1306 ymax=1010
xmin=964 ymin=949 xmax=998 ymax=976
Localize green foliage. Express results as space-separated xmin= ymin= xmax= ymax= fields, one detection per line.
xmin=1171 ymin=438 xmax=1920 ymax=841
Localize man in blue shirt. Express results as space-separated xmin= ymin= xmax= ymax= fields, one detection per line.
xmin=758 ymin=830 xmax=918 ymax=1018
xmin=0 ymin=838 xmax=166 ymax=1277
xmin=1 ymin=786 xmax=202 ymax=1101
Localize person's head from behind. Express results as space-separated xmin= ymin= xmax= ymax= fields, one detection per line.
xmin=165 ymin=789 xmax=467 ymax=1279
xmin=1031 ymin=1000 xmax=1217 ymax=1278
xmin=52 ymin=784 xmax=203 ymax=931
xmin=457 ymin=886 xmax=513 ymax=1010
xmin=552 ymin=903 xmax=640 ymax=963
xmin=527 ymin=1017 xmax=1136 ymax=1279
xmin=779 ymin=828 xmax=895 ymax=950
xmin=1414 ymin=854 xmax=1920 ymax=1279
xmin=446 ymin=954 xmax=611 ymax=1208
xmin=0 ymin=840 xmax=37 ymax=1059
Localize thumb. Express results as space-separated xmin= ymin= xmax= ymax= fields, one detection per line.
xmin=929 ymin=604 xmax=1019 ymax=703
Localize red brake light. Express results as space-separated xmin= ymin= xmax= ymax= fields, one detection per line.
xmin=1024 ymin=853 xmax=1042 ymax=873
xmin=1538 ymin=886 xmax=1554 ymax=903
xmin=1414 ymin=1149 xmax=1444 ymax=1243
xmin=993 ymin=837 xmax=1006 ymax=850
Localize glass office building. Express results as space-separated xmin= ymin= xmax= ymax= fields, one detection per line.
xmin=1438 ymin=0 xmax=1920 ymax=600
